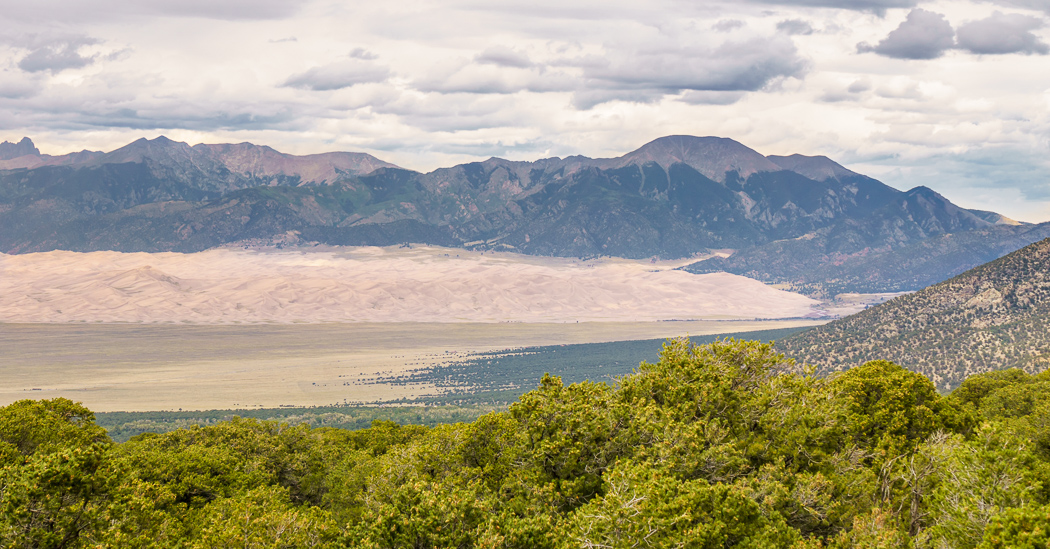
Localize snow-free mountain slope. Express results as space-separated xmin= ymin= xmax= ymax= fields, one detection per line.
xmin=767 ymin=153 xmax=858 ymax=182
xmin=778 ymin=237 xmax=1050 ymax=389
xmin=609 ymin=135 xmax=781 ymax=182
xmin=0 ymin=134 xmax=1035 ymax=293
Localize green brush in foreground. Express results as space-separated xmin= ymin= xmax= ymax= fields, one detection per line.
xmin=3 ymin=337 xmax=1050 ymax=548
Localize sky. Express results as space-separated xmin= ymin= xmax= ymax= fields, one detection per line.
xmin=0 ymin=0 xmax=1048 ymax=221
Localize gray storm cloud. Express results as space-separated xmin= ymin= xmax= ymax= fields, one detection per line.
xmin=857 ymin=9 xmax=955 ymax=59
xmin=990 ymin=0 xmax=1050 ymax=14
xmin=777 ymin=19 xmax=815 ymax=35
xmin=956 ymin=12 xmax=1049 ymax=55
xmin=14 ymin=36 xmax=99 ymax=74
xmin=712 ymin=19 xmax=746 ymax=32
xmin=19 ymin=46 xmax=95 ymax=74
xmin=349 ymin=48 xmax=379 ymax=61
xmin=571 ymin=37 xmax=807 ymax=108
xmin=1 ymin=0 xmax=309 ymax=22
xmin=475 ymin=47 xmax=534 ymax=69
xmin=754 ymin=0 xmax=917 ymax=13
xmin=859 ymin=9 xmax=1049 ymax=59
xmin=282 ymin=61 xmax=392 ymax=91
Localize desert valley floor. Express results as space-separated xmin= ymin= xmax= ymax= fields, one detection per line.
xmin=0 ymin=245 xmax=880 ymax=410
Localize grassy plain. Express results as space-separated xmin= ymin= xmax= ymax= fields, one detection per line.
xmin=0 ymin=320 xmax=823 ymax=411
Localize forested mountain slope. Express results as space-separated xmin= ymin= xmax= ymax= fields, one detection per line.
xmin=778 ymin=237 xmax=1050 ymax=389
xmin=686 ymin=209 xmax=1050 ymax=296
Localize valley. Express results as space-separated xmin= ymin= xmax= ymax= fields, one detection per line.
xmin=0 ymin=319 xmax=822 ymax=411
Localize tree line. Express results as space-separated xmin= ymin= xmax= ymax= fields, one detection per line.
xmin=2 ymin=337 xmax=1049 ymax=548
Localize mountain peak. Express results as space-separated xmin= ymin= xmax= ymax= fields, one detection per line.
xmin=767 ymin=153 xmax=857 ymax=181
xmin=611 ymin=135 xmax=781 ymax=182
xmin=907 ymin=185 xmax=940 ymax=197
xmin=101 ymin=136 xmax=194 ymax=165
xmin=0 ymin=137 xmax=41 ymax=160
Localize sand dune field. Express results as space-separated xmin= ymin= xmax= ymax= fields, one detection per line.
xmin=0 ymin=246 xmax=827 ymax=410
xmin=0 ymin=246 xmax=821 ymax=323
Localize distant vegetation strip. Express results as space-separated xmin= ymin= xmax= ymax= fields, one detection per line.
xmin=96 ymin=405 xmax=500 ymax=444
xmin=96 ymin=326 xmax=810 ymax=440
xmin=359 ymin=326 xmax=811 ymax=405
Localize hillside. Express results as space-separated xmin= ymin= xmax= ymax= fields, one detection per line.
xmin=686 ymin=212 xmax=1050 ymax=296
xmin=777 ymin=237 xmax=1050 ymax=390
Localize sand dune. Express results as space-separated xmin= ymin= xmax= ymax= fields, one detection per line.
xmin=0 ymin=246 xmax=820 ymax=323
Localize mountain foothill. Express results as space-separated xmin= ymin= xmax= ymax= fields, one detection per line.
xmin=1 ymin=134 xmax=1045 ymax=299
xmin=778 ymin=236 xmax=1050 ymax=390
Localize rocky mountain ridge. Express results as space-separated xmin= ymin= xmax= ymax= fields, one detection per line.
xmin=0 ymin=134 xmax=1040 ymax=293
xmin=0 ymin=136 xmax=397 ymax=189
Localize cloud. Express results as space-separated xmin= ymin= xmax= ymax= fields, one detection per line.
xmin=820 ymin=78 xmax=872 ymax=102
xmin=414 ymin=34 xmax=807 ymax=109
xmin=350 ymin=47 xmax=378 ymax=60
xmin=956 ymin=12 xmax=1049 ymax=55
xmin=475 ymin=46 xmax=534 ymax=68
xmin=857 ymin=9 xmax=955 ymax=59
xmin=0 ymin=69 xmax=43 ymax=98
xmin=282 ymin=61 xmax=392 ymax=91
xmin=371 ymin=93 xmax=526 ymax=132
xmin=572 ymin=36 xmax=807 ymax=108
xmin=712 ymin=19 xmax=746 ymax=32
xmin=413 ymin=63 xmax=576 ymax=95
xmin=16 ymin=36 xmax=98 ymax=74
xmin=776 ymin=19 xmax=815 ymax=35
xmin=140 ymin=0 xmax=306 ymax=20
xmin=0 ymin=0 xmax=308 ymax=22
xmin=847 ymin=78 xmax=872 ymax=93
xmin=857 ymin=9 xmax=1049 ymax=59
xmin=678 ymin=90 xmax=747 ymax=105
xmin=987 ymin=0 xmax=1050 ymax=14
xmin=750 ymin=0 xmax=917 ymax=14
xmin=67 ymin=108 xmax=300 ymax=131
xmin=874 ymin=80 xmax=924 ymax=99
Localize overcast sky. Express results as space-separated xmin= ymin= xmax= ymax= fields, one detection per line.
xmin=0 ymin=0 xmax=1048 ymax=221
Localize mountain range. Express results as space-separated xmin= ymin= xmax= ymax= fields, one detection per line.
xmin=777 ymin=237 xmax=1050 ymax=390
xmin=1 ymin=134 xmax=1044 ymax=293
